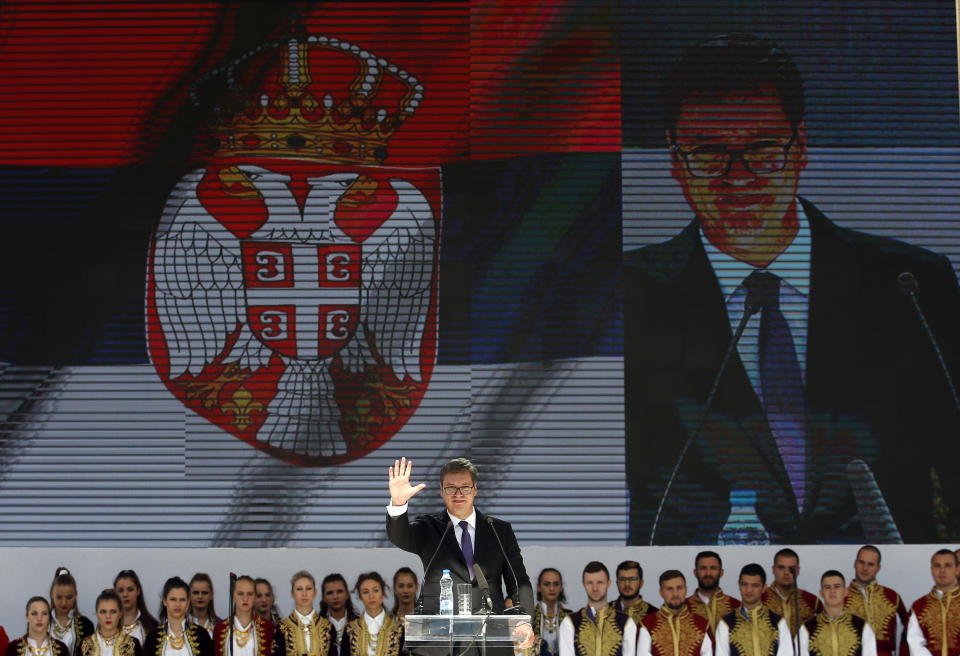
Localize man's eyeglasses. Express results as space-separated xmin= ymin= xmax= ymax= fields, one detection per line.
xmin=672 ymin=132 xmax=797 ymax=178
xmin=617 ymin=576 xmax=640 ymax=583
xmin=442 ymin=484 xmax=475 ymax=496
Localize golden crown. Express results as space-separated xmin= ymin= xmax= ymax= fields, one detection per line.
xmin=191 ymin=34 xmax=424 ymax=164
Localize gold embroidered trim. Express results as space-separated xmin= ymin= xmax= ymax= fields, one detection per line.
xmin=806 ymin=613 xmax=860 ymax=656
xmin=343 ymin=615 xmax=402 ymax=656
xmin=727 ymin=608 xmax=779 ymax=656
xmin=573 ymin=608 xmax=623 ymax=656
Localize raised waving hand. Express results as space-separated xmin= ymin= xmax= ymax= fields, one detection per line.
xmin=389 ymin=457 xmax=427 ymax=506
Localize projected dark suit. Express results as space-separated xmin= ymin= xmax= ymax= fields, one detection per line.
xmin=623 ymin=197 xmax=960 ymax=544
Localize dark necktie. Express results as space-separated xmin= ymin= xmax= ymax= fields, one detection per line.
xmin=743 ymin=270 xmax=807 ymax=511
xmin=459 ymin=520 xmax=475 ymax=580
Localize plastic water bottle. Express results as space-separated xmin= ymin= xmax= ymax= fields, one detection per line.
xmin=717 ymin=489 xmax=770 ymax=545
xmin=439 ymin=569 xmax=454 ymax=615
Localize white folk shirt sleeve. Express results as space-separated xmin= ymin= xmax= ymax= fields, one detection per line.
xmin=798 ymin=625 xmax=810 ymax=656
xmin=715 ymin=620 xmax=730 ymax=656
xmin=637 ymin=625 xmax=653 ymax=656
xmin=386 ymin=503 xmax=408 ymax=516
xmin=775 ymin=618 xmax=793 ymax=656
xmin=907 ymin=611 xmax=933 ymax=656
xmin=622 ymin=618 xmax=637 ymax=656
xmin=862 ymin=622 xmax=878 ymax=656
xmin=559 ymin=616 xmax=575 ymax=656
xmin=700 ymin=631 xmax=712 ymax=656
xmin=906 ymin=613 xmax=933 ymax=656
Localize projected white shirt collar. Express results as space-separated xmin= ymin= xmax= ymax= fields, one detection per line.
xmin=700 ymin=201 xmax=812 ymax=392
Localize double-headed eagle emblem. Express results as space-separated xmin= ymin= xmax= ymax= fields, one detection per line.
xmin=146 ymin=33 xmax=438 ymax=465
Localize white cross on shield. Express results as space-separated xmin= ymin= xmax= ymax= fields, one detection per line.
xmin=241 ymin=239 xmax=361 ymax=361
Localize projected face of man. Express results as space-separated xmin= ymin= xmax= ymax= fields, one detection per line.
xmin=670 ymin=87 xmax=808 ymax=268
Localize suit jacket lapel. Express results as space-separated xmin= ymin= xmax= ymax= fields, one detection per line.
xmin=473 ymin=510 xmax=490 ymax=576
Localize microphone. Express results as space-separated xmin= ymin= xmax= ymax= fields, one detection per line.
xmin=846 ymin=459 xmax=902 ymax=543
xmin=649 ymin=278 xmax=767 ymax=544
xmin=474 ymin=565 xmax=494 ymax=614
xmin=485 ymin=516 xmax=524 ymax=614
xmin=898 ymin=271 xmax=960 ymax=417
xmin=414 ymin=520 xmax=452 ymax=613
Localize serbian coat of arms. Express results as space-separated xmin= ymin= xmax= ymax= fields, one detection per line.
xmin=145 ymin=33 xmax=439 ymax=466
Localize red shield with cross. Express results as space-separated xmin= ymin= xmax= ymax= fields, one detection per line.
xmin=241 ymin=240 xmax=361 ymax=361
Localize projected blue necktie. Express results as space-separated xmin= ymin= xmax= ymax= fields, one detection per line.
xmin=743 ymin=270 xmax=807 ymax=512
xmin=459 ymin=520 xmax=475 ymax=580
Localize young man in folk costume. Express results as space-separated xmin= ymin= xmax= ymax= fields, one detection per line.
xmin=716 ymin=564 xmax=791 ymax=656
xmin=798 ymin=572 xmax=876 ymax=656
xmin=610 ymin=561 xmax=658 ymax=625
xmin=843 ymin=546 xmax=907 ymax=656
xmin=686 ymin=552 xmax=740 ymax=634
xmin=761 ymin=549 xmax=823 ymax=637
xmin=558 ymin=562 xmax=636 ymax=656
xmin=905 ymin=549 xmax=960 ymax=656
xmin=637 ymin=571 xmax=712 ymax=656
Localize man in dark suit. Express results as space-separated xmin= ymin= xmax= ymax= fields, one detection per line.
xmin=386 ymin=457 xmax=536 ymax=633
xmin=623 ymin=34 xmax=960 ymax=544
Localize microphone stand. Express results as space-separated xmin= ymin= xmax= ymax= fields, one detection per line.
xmin=414 ymin=520 xmax=453 ymax=614
xmin=791 ymin=568 xmax=801 ymax=656
xmin=229 ymin=573 xmax=237 ymax=656
xmin=485 ymin=517 xmax=524 ymax=615
xmin=649 ymin=294 xmax=763 ymax=544
xmin=898 ymin=271 xmax=960 ymax=417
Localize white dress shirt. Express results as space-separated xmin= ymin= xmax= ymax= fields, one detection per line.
xmin=700 ymin=201 xmax=812 ymax=390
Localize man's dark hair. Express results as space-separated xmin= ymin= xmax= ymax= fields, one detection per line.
xmin=440 ymin=458 xmax=478 ymax=484
xmin=820 ymin=570 xmax=845 ymax=585
xmin=857 ymin=545 xmax=882 ymax=564
xmin=739 ymin=563 xmax=766 ymax=585
xmin=932 ymin=548 xmax=959 ymax=565
xmin=774 ymin=547 xmax=800 ymax=564
xmin=695 ymin=550 xmax=722 ymax=568
xmin=616 ymin=560 xmax=643 ymax=580
xmin=659 ymin=570 xmax=685 ymax=586
xmin=583 ymin=561 xmax=609 ymax=578
xmin=662 ymin=33 xmax=805 ymax=140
